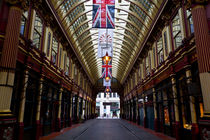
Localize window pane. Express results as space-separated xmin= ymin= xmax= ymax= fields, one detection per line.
xmin=52 ymin=37 xmax=58 ymax=64
xmin=164 ymin=32 xmax=168 ymax=56
xmin=33 ymin=14 xmax=43 ymax=49
xmin=186 ymin=9 xmax=194 ymax=34
xmin=157 ymin=37 xmax=163 ymax=64
xmin=47 ymin=32 xmax=51 ymax=56
xmin=172 ymin=12 xmax=182 ymax=48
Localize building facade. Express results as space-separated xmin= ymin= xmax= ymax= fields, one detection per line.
xmin=96 ymin=92 xmax=120 ymax=118
xmin=121 ymin=1 xmax=210 ymax=140
xmin=0 ymin=1 xmax=96 ymax=139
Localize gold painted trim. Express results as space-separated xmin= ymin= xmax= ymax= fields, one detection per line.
xmin=0 ymin=109 xmax=11 ymax=112
xmin=192 ymin=5 xmax=205 ymax=10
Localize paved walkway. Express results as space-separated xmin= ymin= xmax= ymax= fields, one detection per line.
xmin=46 ymin=119 xmax=174 ymax=140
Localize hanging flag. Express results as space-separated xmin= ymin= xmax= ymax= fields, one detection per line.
xmin=101 ymin=59 xmax=112 ymax=79
xmin=92 ymin=0 xmax=115 ymax=28
xmin=103 ymin=78 xmax=111 ymax=86
xmin=98 ymin=29 xmax=113 ymax=58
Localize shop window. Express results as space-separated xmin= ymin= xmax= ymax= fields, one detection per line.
xmin=33 ymin=14 xmax=43 ymax=49
xmin=186 ymin=9 xmax=194 ymax=35
xmin=46 ymin=32 xmax=51 ymax=57
xmin=157 ymin=37 xmax=164 ymax=65
xmin=51 ymin=37 xmax=58 ymax=64
xmin=172 ymin=12 xmax=182 ymax=49
xmin=20 ymin=11 xmax=28 ymax=36
xmin=24 ymin=75 xmax=38 ymax=131
xmin=178 ymin=76 xmax=192 ymax=130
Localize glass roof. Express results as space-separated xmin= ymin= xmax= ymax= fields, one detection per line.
xmin=51 ymin=0 xmax=163 ymax=84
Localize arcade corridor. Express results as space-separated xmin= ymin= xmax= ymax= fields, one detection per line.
xmin=0 ymin=0 xmax=210 ymax=140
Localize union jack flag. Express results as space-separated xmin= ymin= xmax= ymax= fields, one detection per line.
xmin=101 ymin=59 xmax=112 ymax=79
xmin=92 ymin=0 xmax=115 ymax=28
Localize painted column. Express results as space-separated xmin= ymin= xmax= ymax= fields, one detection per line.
xmin=153 ymin=88 xmax=158 ymax=132
xmin=84 ymin=99 xmax=87 ymax=120
xmin=17 ymin=68 xmax=29 ymax=140
xmin=185 ymin=67 xmax=199 ymax=140
xmin=171 ymin=75 xmax=180 ymax=140
xmin=136 ymin=96 xmax=139 ymax=124
xmin=191 ymin=1 xmax=210 ymax=115
xmin=80 ymin=98 xmax=83 ymax=120
xmin=76 ymin=96 xmax=79 ymax=122
xmin=87 ymin=101 xmax=89 ymax=119
xmin=57 ymin=87 xmax=63 ymax=131
xmin=0 ymin=1 xmax=23 ymax=116
xmin=143 ymin=94 xmax=147 ymax=128
xmin=35 ymin=75 xmax=44 ymax=140
xmin=189 ymin=1 xmax=210 ymax=139
xmin=69 ymin=92 xmax=72 ymax=126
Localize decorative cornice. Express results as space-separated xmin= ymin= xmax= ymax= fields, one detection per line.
xmin=5 ymin=0 xmax=29 ymax=10
xmin=185 ymin=0 xmax=209 ymax=8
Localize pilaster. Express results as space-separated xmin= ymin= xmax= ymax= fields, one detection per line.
xmin=171 ymin=75 xmax=181 ymax=140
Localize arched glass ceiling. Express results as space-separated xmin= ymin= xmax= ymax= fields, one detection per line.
xmin=50 ymin=0 xmax=164 ymax=84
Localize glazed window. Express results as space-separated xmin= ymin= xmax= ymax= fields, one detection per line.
xmin=145 ymin=54 xmax=150 ymax=76
xmin=113 ymin=93 xmax=116 ymax=98
xmin=33 ymin=14 xmax=43 ymax=49
xmin=153 ymin=47 xmax=156 ymax=67
xmin=59 ymin=47 xmax=62 ymax=67
xmin=66 ymin=55 xmax=70 ymax=75
xmin=138 ymin=66 xmax=142 ymax=81
xmin=46 ymin=32 xmax=51 ymax=57
xmin=186 ymin=9 xmax=194 ymax=35
xmin=163 ymin=32 xmax=168 ymax=56
xmin=20 ymin=11 xmax=28 ymax=36
xmin=51 ymin=37 xmax=58 ymax=64
xmin=157 ymin=37 xmax=164 ymax=65
xmin=172 ymin=12 xmax=182 ymax=49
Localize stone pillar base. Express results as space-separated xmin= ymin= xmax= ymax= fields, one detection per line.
xmin=0 ymin=118 xmax=16 ymax=140
xmin=154 ymin=118 xmax=159 ymax=132
xmin=199 ymin=118 xmax=210 ymax=140
xmin=144 ymin=117 xmax=147 ymax=128
xmin=191 ymin=123 xmax=199 ymax=140
xmin=69 ymin=117 xmax=72 ymax=127
xmin=56 ymin=118 xmax=61 ymax=131
xmin=173 ymin=121 xmax=181 ymax=140
xmin=35 ymin=120 xmax=41 ymax=140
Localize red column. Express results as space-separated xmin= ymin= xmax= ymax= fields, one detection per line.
xmin=191 ymin=4 xmax=210 ymax=74
xmin=0 ymin=1 xmax=24 ymax=140
xmin=191 ymin=2 xmax=210 ymax=140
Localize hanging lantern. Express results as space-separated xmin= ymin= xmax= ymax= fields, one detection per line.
xmin=102 ymin=52 xmax=111 ymax=64
xmin=105 ymin=76 xmax=110 ymax=82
